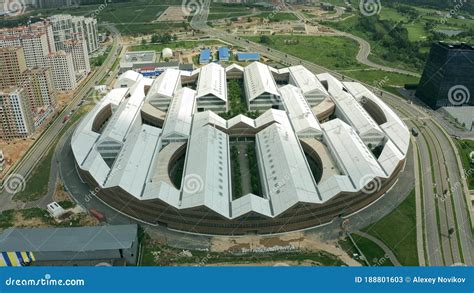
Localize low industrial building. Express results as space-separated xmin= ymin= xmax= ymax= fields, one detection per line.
xmin=119 ymin=51 xmax=157 ymax=73
xmin=0 ymin=225 xmax=139 ymax=266
xmin=218 ymin=47 xmax=229 ymax=61
xmin=236 ymin=52 xmax=260 ymax=62
xmin=71 ymin=62 xmax=409 ymax=235
xmin=199 ymin=49 xmax=211 ymax=64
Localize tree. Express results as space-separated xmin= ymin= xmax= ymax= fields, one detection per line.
xmin=259 ymin=35 xmax=272 ymax=44
xmin=150 ymin=34 xmax=159 ymax=43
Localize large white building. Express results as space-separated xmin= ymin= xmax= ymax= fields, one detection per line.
xmin=45 ymin=51 xmax=77 ymax=91
xmin=72 ymin=62 xmax=410 ymax=235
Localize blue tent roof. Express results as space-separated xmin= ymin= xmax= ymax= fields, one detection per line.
xmin=218 ymin=47 xmax=229 ymax=60
xmin=236 ymin=52 xmax=260 ymax=61
xmin=199 ymin=49 xmax=211 ymax=64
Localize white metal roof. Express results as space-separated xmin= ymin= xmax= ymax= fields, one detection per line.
xmin=318 ymin=74 xmax=383 ymax=139
xmin=101 ymin=77 xmax=150 ymax=143
xmin=256 ymin=112 xmax=321 ymax=216
xmin=279 ymin=84 xmax=322 ymax=137
xmin=71 ymin=88 xmax=129 ymax=165
xmin=244 ymin=62 xmax=280 ymax=102
xmin=342 ymin=82 xmax=410 ymax=155
xmin=162 ymin=88 xmax=196 ymax=140
xmin=114 ymin=70 xmax=142 ymax=89
xmin=321 ymin=119 xmax=387 ymax=190
xmin=146 ymin=69 xmax=181 ymax=101
xmin=196 ymin=63 xmax=227 ymax=102
xmin=180 ymin=117 xmax=231 ymax=217
xmin=105 ymin=124 xmax=162 ymax=198
xmin=289 ymin=65 xmax=328 ymax=96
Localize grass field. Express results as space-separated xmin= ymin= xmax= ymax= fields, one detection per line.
xmin=363 ymin=189 xmax=419 ymax=266
xmin=455 ymin=140 xmax=474 ymax=189
xmin=255 ymin=12 xmax=300 ymax=22
xmin=13 ymin=147 xmax=54 ymax=202
xmin=129 ymin=39 xmax=224 ymax=52
xmin=339 ymin=236 xmax=394 ymax=266
xmin=246 ymin=35 xmax=420 ymax=87
xmin=247 ymin=35 xmax=366 ymax=70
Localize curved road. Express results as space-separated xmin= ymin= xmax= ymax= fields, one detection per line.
xmin=286 ymin=4 xmax=420 ymax=77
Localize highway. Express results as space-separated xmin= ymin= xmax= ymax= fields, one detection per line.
xmin=191 ymin=0 xmax=473 ymax=265
xmin=0 ymin=24 xmax=122 ymax=211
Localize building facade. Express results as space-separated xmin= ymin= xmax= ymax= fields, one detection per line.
xmin=22 ymin=68 xmax=56 ymax=109
xmin=0 ymin=46 xmax=27 ymax=89
xmin=63 ymin=39 xmax=91 ymax=76
xmin=0 ymin=87 xmax=34 ymax=140
xmin=45 ymin=51 xmax=77 ymax=91
xmin=49 ymin=14 xmax=99 ymax=54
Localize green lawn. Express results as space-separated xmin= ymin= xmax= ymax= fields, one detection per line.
xmin=363 ymin=189 xmax=419 ymax=266
xmin=13 ymin=147 xmax=54 ymax=202
xmin=342 ymin=69 xmax=420 ymax=88
xmin=455 ymin=140 xmax=474 ymax=189
xmin=340 ymin=236 xmax=394 ymax=266
xmin=247 ymin=35 xmax=419 ymax=87
xmin=129 ymin=40 xmax=224 ymax=52
xmin=255 ymin=12 xmax=299 ymax=22
xmin=208 ymin=12 xmax=252 ymax=20
xmin=247 ymin=35 xmax=366 ymax=70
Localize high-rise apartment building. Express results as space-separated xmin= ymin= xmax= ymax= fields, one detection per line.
xmin=22 ymin=68 xmax=56 ymax=109
xmin=0 ymin=87 xmax=34 ymax=140
xmin=49 ymin=14 xmax=99 ymax=54
xmin=45 ymin=51 xmax=77 ymax=91
xmin=0 ymin=33 xmax=50 ymax=69
xmin=0 ymin=46 xmax=27 ymax=88
xmin=63 ymin=39 xmax=90 ymax=76
xmin=0 ymin=21 xmax=56 ymax=53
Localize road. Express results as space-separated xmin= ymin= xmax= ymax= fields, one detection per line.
xmin=286 ymin=4 xmax=420 ymax=77
xmin=0 ymin=24 xmax=122 ymax=211
xmin=191 ymin=0 xmax=473 ymax=265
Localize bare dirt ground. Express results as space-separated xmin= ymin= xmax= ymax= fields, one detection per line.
xmin=211 ymin=231 xmax=361 ymax=266
xmin=157 ymin=6 xmax=188 ymax=22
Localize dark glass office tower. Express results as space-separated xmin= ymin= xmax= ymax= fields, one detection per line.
xmin=416 ymin=42 xmax=474 ymax=109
